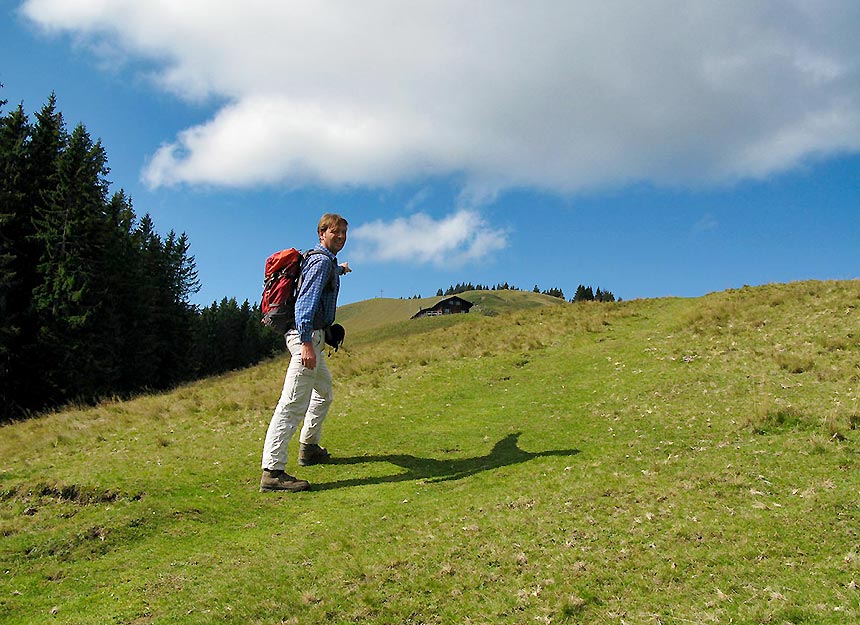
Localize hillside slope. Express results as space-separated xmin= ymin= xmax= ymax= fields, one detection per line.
xmin=335 ymin=288 xmax=564 ymax=334
xmin=2 ymin=280 xmax=859 ymax=624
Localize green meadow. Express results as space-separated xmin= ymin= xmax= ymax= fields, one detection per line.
xmin=2 ymin=281 xmax=859 ymax=624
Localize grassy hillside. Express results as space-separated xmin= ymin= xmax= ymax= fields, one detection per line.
xmin=336 ymin=289 xmax=564 ymax=334
xmin=2 ymin=280 xmax=860 ymax=624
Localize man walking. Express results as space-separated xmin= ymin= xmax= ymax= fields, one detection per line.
xmin=260 ymin=214 xmax=351 ymax=492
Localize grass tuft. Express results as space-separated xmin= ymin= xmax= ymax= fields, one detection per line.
xmin=747 ymin=405 xmax=809 ymax=435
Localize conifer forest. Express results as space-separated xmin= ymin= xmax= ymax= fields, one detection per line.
xmin=0 ymin=94 xmax=284 ymax=422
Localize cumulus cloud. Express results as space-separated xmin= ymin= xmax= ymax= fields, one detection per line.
xmin=350 ymin=210 xmax=508 ymax=267
xmin=21 ymin=0 xmax=860 ymax=196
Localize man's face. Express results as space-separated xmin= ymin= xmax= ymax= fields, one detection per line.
xmin=320 ymin=224 xmax=347 ymax=254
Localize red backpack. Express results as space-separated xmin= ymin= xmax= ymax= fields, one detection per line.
xmin=260 ymin=248 xmax=328 ymax=333
xmin=261 ymin=248 xmax=304 ymax=333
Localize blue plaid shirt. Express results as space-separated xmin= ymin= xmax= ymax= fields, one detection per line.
xmin=294 ymin=245 xmax=342 ymax=343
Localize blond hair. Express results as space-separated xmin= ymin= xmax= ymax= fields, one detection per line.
xmin=318 ymin=213 xmax=348 ymax=235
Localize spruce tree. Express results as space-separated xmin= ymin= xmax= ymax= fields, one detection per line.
xmin=16 ymin=95 xmax=68 ymax=409
xmin=31 ymin=122 xmax=112 ymax=402
xmin=0 ymin=101 xmax=34 ymax=418
xmin=98 ymin=190 xmax=141 ymax=393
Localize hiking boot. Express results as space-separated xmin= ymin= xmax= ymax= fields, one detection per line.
xmin=298 ymin=443 xmax=331 ymax=466
xmin=260 ymin=469 xmax=310 ymax=492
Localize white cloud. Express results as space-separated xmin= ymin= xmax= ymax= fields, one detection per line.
xmin=21 ymin=0 xmax=860 ymax=196
xmin=351 ymin=210 xmax=508 ymax=267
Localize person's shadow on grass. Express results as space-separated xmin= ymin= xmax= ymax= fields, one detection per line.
xmin=312 ymin=431 xmax=580 ymax=491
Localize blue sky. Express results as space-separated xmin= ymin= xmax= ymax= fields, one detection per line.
xmin=2 ymin=1 xmax=858 ymax=307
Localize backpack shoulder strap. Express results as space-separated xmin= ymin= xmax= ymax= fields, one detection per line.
xmin=298 ymin=249 xmax=338 ymax=292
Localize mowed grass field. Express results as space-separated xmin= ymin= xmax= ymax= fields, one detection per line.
xmin=2 ymin=281 xmax=859 ymax=624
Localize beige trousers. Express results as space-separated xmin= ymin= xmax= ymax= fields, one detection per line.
xmin=261 ymin=329 xmax=332 ymax=471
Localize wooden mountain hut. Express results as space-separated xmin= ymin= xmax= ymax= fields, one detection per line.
xmin=411 ymin=296 xmax=474 ymax=319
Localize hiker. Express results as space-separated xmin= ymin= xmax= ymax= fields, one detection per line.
xmin=260 ymin=214 xmax=352 ymax=492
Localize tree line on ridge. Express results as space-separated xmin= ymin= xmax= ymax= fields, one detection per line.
xmin=431 ymin=282 xmax=617 ymax=302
